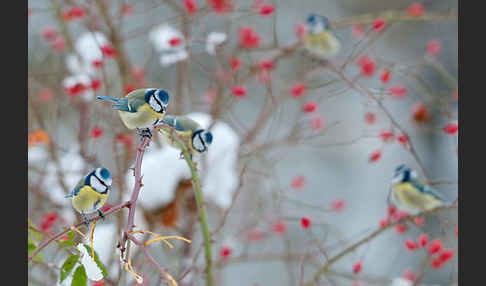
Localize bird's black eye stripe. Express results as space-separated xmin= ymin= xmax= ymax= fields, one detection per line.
xmin=93 ymin=174 xmax=109 ymax=190
xmin=198 ymin=133 xmax=207 ymax=152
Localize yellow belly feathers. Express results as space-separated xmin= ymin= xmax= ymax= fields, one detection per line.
xmin=72 ymin=186 xmax=108 ymax=214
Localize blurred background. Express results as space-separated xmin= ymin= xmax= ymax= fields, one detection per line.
xmin=28 ymin=0 xmax=458 ymax=285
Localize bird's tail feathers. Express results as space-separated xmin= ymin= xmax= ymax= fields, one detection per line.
xmin=97 ymin=95 xmax=119 ymax=103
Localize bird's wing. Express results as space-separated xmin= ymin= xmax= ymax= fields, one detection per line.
xmin=128 ymin=92 xmax=148 ymax=112
xmin=111 ymin=97 xmax=134 ymax=112
xmin=162 ymin=115 xmax=188 ymax=131
xmin=177 ymin=116 xmax=201 ymax=132
xmin=65 ymin=178 xmax=85 ymax=198
xmin=410 ymin=179 xmax=444 ymax=201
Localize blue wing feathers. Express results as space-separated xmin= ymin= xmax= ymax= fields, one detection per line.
xmin=97 ymin=95 xmax=119 ymax=103
xmin=97 ymin=96 xmax=135 ymax=112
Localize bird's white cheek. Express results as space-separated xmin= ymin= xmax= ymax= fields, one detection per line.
xmin=90 ymin=177 xmax=105 ymax=192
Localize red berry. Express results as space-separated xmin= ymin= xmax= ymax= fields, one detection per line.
xmin=427 ymin=39 xmax=441 ymax=56
xmin=310 ymin=116 xmax=325 ymax=132
xmin=418 ymin=233 xmax=429 ymax=247
xmin=291 ymin=83 xmax=306 ymax=98
xmin=379 ymin=217 xmax=389 ymax=228
xmin=379 ymin=130 xmax=394 ymax=143
xmin=207 ymin=0 xmax=232 ymax=13
xmin=372 ymin=18 xmax=386 ymax=32
xmin=300 ymin=216 xmax=312 ymax=229
xmin=443 ymin=122 xmax=458 ymax=135
xmin=395 ymin=224 xmax=407 ymax=234
xmin=388 ymin=85 xmax=407 ymax=99
xmin=303 ymin=101 xmax=318 ymax=113
xmin=238 ymin=27 xmax=261 ymax=49
xmin=431 ymin=258 xmax=443 ymax=269
xmin=364 ymin=112 xmax=376 ymax=125
xmin=388 ymin=205 xmax=397 ymax=216
xmin=52 ymin=37 xmax=66 ymax=52
xmin=291 ymin=175 xmax=305 ymax=190
xmin=231 ymin=57 xmax=241 ymax=71
xmin=439 ymin=249 xmax=454 ymax=263
xmin=92 ymin=59 xmax=104 ymax=68
xmin=184 ymin=0 xmax=197 ymax=14
xmin=414 ymin=216 xmax=425 ymax=227
xmin=259 ymin=59 xmax=274 ymax=70
xmin=358 ymin=56 xmax=375 ymax=77
xmin=42 ymin=26 xmax=57 ymax=41
xmin=220 ymin=246 xmax=232 ymax=259
xmin=91 ymin=78 xmax=101 ymax=91
xmin=122 ymin=4 xmax=133 ymax=16
xmin=91 ymin=126 xmax=103 ymax=138
xmin=397 ymin=134 xmax=408 ymax=145
xmin=412 ymin=102 xmax=429 ymax=122
xmin=428 ymin=239 xmax=443 ymax=254
xmin=296 ymin=22 xmax=307 ymax=40
xmin=352 ymin=262 xmax=362 ymax=274
xmin=101 ymin=44 xmax=117 ymax=57
xmin=331 ymin=199 xmax=345 ymax=212
xmin=407 ymin=3 xmax=425 ymax=17
xmin=380 ymin=69 xmax=391 ymax=84
xmin=232 ymin=85 xmax=247 ymax=98
xmin=259 ymin=4 xmax=274 ymax=15
xmin=271 ymin=220 xmax=287 ymax=234
xmin=369 ymin=149 xmax=382 ymax=162
xmin=169 ymin=37 xmax=182 ymax=47
xmin=405 ymin=239 xmax=417 ymax=251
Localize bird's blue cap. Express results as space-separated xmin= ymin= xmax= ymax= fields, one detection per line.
xmin=306 ymin=14 xmax=330 ymax=30
xmin=99 ymin=168 xmax=111 ymax=180
xmin=156 ymin=89 xmax=169 ymax=104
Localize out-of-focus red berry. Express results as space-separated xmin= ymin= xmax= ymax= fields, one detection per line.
xmin=418 ymin=233 xmax=429 ymax=247
xmin=428 ymin=239 xmax=443 ymax=254
xmin=352 ymin=261 xmax=363 ymax=274
xmin=331 ymin=199 xmax=345 ymax=212
xmin=358 ymin=55 xmax=375 ymax=77
xmin=291 ymin=175 xmax=306 ymax=190
xmin=369 ymin=149 xmax=382 ymax=162
xmin=380 ymin=69 xmax=391 ymax=84
xmin=388 ymin=85 xmax=407 ymax=99
xmin=303 ymin=101 xmax=318 ymax=113
xmin=220 ymin=245 xmax=232 ymax=259
xmin=91 ymin=126 xmax=103 ymax=138
xmin=372 ymin=18 xmax=386 ymax=32
xmin=443 ymin=122 xmax=458 ymax=135
xmin=184 ymin=0 xmax=198 ymax=14
xmin=232 ymin=85 xmax=247 ymax=98
xmin=427 ymin=39 xmax=441 ymax=56
xmin=407 ymin=3 xmax=425 ymax=17
xmin=291 ymin=83 xmax=306 ymax=98
xmin=271 ymin=220 xmax=287 ymax=234
xmin=301 ymin=216 xmax=312 ymax=229
xmin=238 ymin=27 xmax=261 ymax=49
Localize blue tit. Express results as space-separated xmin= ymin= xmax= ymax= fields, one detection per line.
xmin=97 ymin=88 xmax=169 ymax=138
xmin=158 ymin=115 xmax=213 ymax=158
xmin=303 ymin=14 xmax=341 ymax=59
xmin=65 ymin=168 xmax=113 ymax=225
xmin=389 ymin=164 xmax=448 ymax=215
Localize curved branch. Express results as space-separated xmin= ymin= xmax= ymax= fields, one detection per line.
xmin=304 ymin=205 xmax=457 ymax=286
